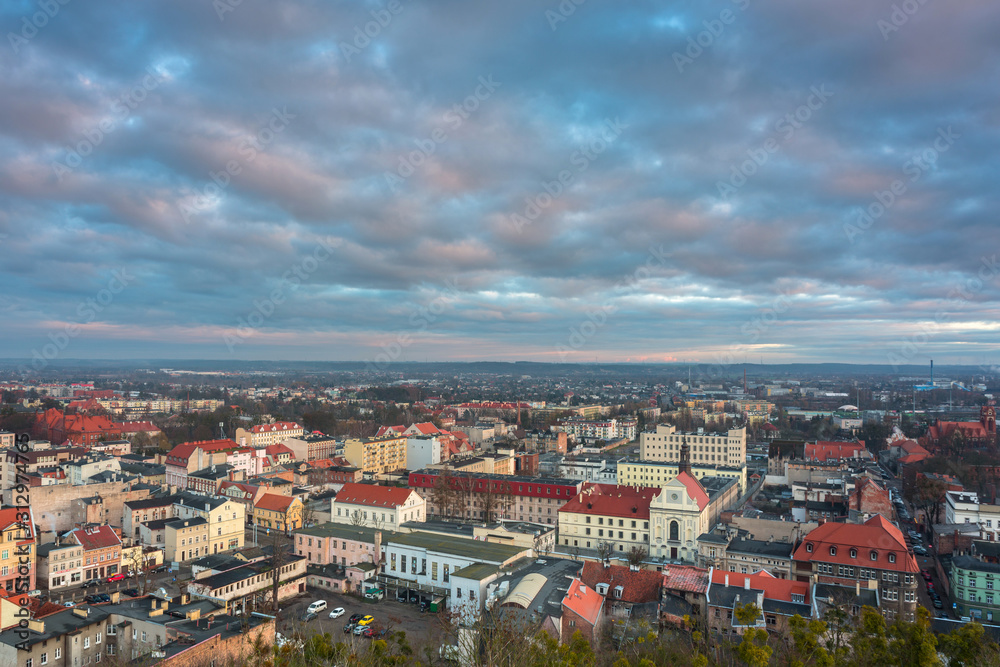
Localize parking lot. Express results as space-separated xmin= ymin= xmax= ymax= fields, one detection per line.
xmin=277 ymin=586 xmax=456 ymax=654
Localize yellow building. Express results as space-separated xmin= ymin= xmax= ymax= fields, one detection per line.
xmin=639 ymin=425 xmax=747 ymax=468
xmin=253 ymin=494 xmax=303 ymax=533
xmin=617 ymin=460 xmax=747 ymax=494
xmin=344 ymin=435 xmax=407 ymax=474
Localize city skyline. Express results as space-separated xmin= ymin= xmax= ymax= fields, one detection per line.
xmin=1 ymin=1 xmax=998 ymax=367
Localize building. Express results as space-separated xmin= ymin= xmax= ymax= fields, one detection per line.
xmin=0 ymin=507 xmax=36 ymax=593
xmin=944 ymin=491 xmax=1000 ymax=542
xmin=123 ymin=496 xmax=177 ymax=542
xmin=343 ymin=434 xmax=408 ymax=474
xmin=36 ymin=539 xmax=84 ymax=591
xmin=618 ymin=459 xmax=747 ymax=494
xmin=162 ymin=439 xmax=249 ymax=488
xmin=407 ymin=435 xmax=443 ymax=470
xmin=34 ymin=409 xmax=123 ymax=446
xmin=706 ymin=570 xmax=811 ymax=637
xmin=253 ymin=493 xmax=303 ymax=532
xmin=639 ymin=425 xmax=747 ymax=468
xmin=234 ymin=421 xmax=304 ymax=449
xmin=560 ymin=417 xmax=638 ymax=442
xmin=409 ymin=469 xmax=583 ymax=526
xmin=926 ymin=405 xmax=997 ymax=450
xmin=64 ymin=524 xmax=122 ymax=582
xmin=578 ymin=560 xmax=662 ymax=624
xmin=951 ymin=555 xmax=1000 ymax=622
xmin=560 ymin=577 xmax=605 ymax=646
xmin=330 ymin=483 xmax=425 ymax=528
xmin=283 ymin=433 xmax=338 ymax=462
xmin=804 ymin=440 xmax=869 ymax=461
xmin=558 ymin=483 xmax=657 ymax=558
xmin=161 ymin=493 xmax=245 ymax=562
xmin=791 ymin=514 xmax=919 ymax=622
xmin=187 ymin=555 xmax=309 ymax=613
xmin=697 ymin=536 xmax=795 ymax=579
xmin=294 ymin=522 xmax=388 ymax=567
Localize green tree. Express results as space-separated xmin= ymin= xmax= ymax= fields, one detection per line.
xmin=734 ymin=603 xmax=772 ymax=667
xmin=938 ymin=620 xmax=1000 ymax=667
xmin=847 ymin=606 xmax=891 ymax=667
xmin=888 ymin=606 xmax=939 ymax=667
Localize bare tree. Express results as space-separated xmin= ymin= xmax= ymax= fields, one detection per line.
xmin=430 ymin=466 xmax=457 ymax=520
xmin=267 ymin=530 xmax=287 ymax=613
xmin=597 ymin=540 xmax=614 ymax=563
xmin=626 ymin=545 xmax=648 ymax=568
xmin=349 ymin=509 xmax=366 ymax=527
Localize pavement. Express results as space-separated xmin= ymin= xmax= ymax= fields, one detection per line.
xmin=276 ymin=586 xmax=455 ymax=653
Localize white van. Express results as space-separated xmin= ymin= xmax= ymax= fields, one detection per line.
xmin=307 ymin=600 xmax=328 ymax=614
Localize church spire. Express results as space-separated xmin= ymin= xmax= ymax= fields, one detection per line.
xmin=679 ymin=435 xmax=691 ymax=476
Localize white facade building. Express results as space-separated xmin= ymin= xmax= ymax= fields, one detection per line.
xmin=406 ymin=436 xmax=442 ymax=470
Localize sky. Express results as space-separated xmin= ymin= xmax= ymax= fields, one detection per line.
xmin=1 ymin=0 xmax=999 ymax=369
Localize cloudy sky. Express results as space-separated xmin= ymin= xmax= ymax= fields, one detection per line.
xmin=1 ymin=0 xmax=999 ymax=368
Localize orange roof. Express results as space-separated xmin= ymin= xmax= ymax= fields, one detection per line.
xmin=165 ymin=439 xmax=241 ymax=463
xmin=68 ymin=524 xmax=121 ymax=551
xmin=675 ymin=471 xmax=709 ymax=511
xmin=792 ymin=514 xmax=918 ymax=573
xmin=562 ymin=578 xmax=604 ymax=625
xmin=662 ymin=565 xmax=710 ymax=594
xmin=580 ymin=561 xmax=662 ymax=603
xmin=376 ymin=425 xmax=406 ymax=437
xmin=560 ymin=483 xmax=658 ymax=520
xmin=0 ymin=508 xmax=35 ymax=543
xmin=255 ymin=493 xmax=296 ymax=512
xmin=334 ymin=482 xmax=416 ymax=508
xmin=265 ymin=443 xmax=295 ymax=456
xmin=251 ymin=421 xmax=302 ymax=433
xmin=805 ymin=441 xmax=866 ymax=461
xmin=410 ymin=422 xmax=443 ymax=435
xmin=711 ymin=569 xmax=809 ymax=603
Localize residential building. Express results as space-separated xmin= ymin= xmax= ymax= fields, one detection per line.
xmin=162 ymin=439 xmax=248 ymax=488
xmin=697 ymin=536 xmax=794 ymax=579
xmin=330 ymin=483 xmax=425 ymax=528
xmin=36 ymin=540 xmax=84 ymax=590
xmin=283 ymin=433 xmax=338 ymax=462
xmin=235 ymin=421 xmax=304 ymax=449
xmin=343 ymin=434 xmax=408 ymax=474
xmin=618 ymin=459 xmax=747 ymax=494
xmin=64 ymin=524 xmax=122 ymax=582
xmin=123 ymin=496 xmax=177 ymax=541
xmin=951 ymin=555 xmax=1000 ymax=622
xmin=579 ymin=560 xmax=662 ymax=624
xmin=294 ymin=522 xmax=389 ymax=567
xmin=560 ymin=417 xmax=638 ymax=442
xmin=253 ymin=493 xmax=303 ymax=532
xmin=0 ymin=507 xmax=36 ymax=593
xmin=187 ymin=555 xmax=308 ymax=613
xmin=63 ymin=453 xmax=122 ymax=485
xmin=409 ymin=469 xmax=583 ymax=525
xmin=407 ymin=435 xmax=443 ymax=469
xmin=168 ymin=492 xmax=245 ymax=559
xmin=943 ymin=490 xmax=1000 ymax=541
xmin=558 ymin=483 xmax=657 ymax=557
xmin=561 ymin=578 xmax=605 ymax=646
xmin=639 ymin=425 xmax=747 ymax=467
xmin=706 ymin=570 xmax=811 ymax=637
xmin=791 ymin=515 xmax=919 ymax=622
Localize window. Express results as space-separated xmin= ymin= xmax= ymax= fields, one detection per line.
xmin=55 ymin=649 xmax=61 ymax=659
xmin=41 ymin=655 xmax=47 ymax=666
xmin=870 ymin=550 xmax=878 ymax=561
xmin=96 ymin=631 xmax=102 ymax=644
xmin=850 ymin=549 xmax=857 ymax=558
xmin=830 ymin=546 xmax=837 ymax=556
xmin=84 ymin=638 xmax=90 ymax=649
xmin=888 ymin=553 xmax=896 ymax=564
xmin=806 ymin=543 xmax=813 ymax=553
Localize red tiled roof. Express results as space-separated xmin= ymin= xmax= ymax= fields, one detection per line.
xmin=805 ymin=441 xmax=866 ymax=461
xmin=711 ymin=569 xmax=809 ymax=603
xmin=792 ymin=514 xmax=918 ymax=573
xmin=410 ymin=422 xmax=443 ymax=435
xmin=929 ymin=421 xmax=990 ymax=441
xmin=675 ymin=471 xmax=709 ymax=511
xmin=165 ymin=439 xmax=241 ymax=463
xmin=580 ymin=562 xmax=662 ymax=604
xmin=265 ymin=443 xmax=295 ymax=456
xmin=562 ymin=578 xmax=603 ymax=625
xmin=255 ymin=493 xmax=296 ymax=512
xmin=760 ymin=423 xmax=779 ymax=432
xmin=0 ymin=508 xmax=35 ymax=542
xmin=560 ymin=483 xmax=659 ymax=520
xmin=661 ymin=565 xmax=710 ymax=594
xmin=251 ymin=421 xmax=302 ymax=433
xmin=375 ymin=425 xmax=406 ymax=437
xmin=334 ymin=482 xmax=416 ymax=508
xmin=68 ymin=525 xmax=121 ymax=551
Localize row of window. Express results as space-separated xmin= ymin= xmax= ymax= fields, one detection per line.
xmin=805 ymin=543 xmax=897 ymax=563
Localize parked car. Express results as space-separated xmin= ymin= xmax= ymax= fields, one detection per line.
xmin=921 ymin=570 xmax=932 ymax=580
xmin=349 ymin=613 xmax=364 ymax=624
xmin=97 ymin=594 xmax=111 ymax=603
xmin=306 ymin=600 xmax=328 ymax=614
xmin=301 ymin=611 xmax=317 ymax=622
xmin=84 ymin=595 xmax=100 ymax=604
xmin=357 ymin=615 xmax=375 ymax=626
xmin=396 ymin=591 xmax=408 ymax=603
xmin=409 ymin=592 xmax=419 ymax=603
xmin=329 ymin=607 xmax=345 ymax=619
xmin=913 ymin=545 xmax=928 ymax=555
xmin=63 ymin=602 xmax=75 ymax=607
xmin=364 ymin=588 xmax=384 ymax=601
xmin=122 ymin=588 xmax=139 ymax=597
xmin=933 ymin=599 xmax=944 ymax=609
xmin=108 ymin=573 xmax=127 ymax=583
xmin=343 ymin=623 xmax=355 ymax=634
xmin=81 ymin=580 xmax=98 ymax=589
xmin=354 ymin=624 xmax=368 ymax=636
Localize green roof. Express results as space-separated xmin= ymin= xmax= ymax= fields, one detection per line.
xmin=387 ymin=531 xmax=527 ymax=564
xmin=451 ymin=562 xmax=501 ymax=581
xmin=294 ymin=522 xmax=400 ymax=544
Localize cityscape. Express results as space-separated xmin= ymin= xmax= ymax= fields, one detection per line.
xmin=2 ymin=0 xmax=999 ymax=666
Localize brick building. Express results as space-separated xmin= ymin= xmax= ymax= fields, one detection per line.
xmin=560 ymin=578 xmax=605 ymax=646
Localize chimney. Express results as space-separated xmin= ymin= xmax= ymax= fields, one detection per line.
xmin=856 ymin=580 xmax=860 ymax=596
xmin=579 ymin=583 xmax=586 ymax=594
xmin=744 ymin=577 xmax=750 ymax=590
xmin=725 ymin=574 xmax=729 ymax=587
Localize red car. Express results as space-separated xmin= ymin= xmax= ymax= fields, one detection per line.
xmin=107 ymin=573 xmax=127 ymax=582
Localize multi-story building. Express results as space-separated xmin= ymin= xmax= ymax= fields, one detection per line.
xmin=706 ymin=570 xmax=811 ymax=637
xmin=187 ymin=555 xmax=308 ymax=613
xmin=168 ymin=492 xmax=245 ymax=559
xmin=560 ymin=417 xmax=638 ymax=442
xmin=162 ymin=439 xmax=250 ymax=488
xmin=409 ymin=469 xmax=584 ymax=525
xmin=330 ymin=483 xmax=425 ymax=528
xmin=63 ymin=453 xmax=122 ymax=485
xmin=36 ymin=540 xmax=84 ymax=590
xmin=64 ymin=524 xmax=122 ymax=582
xmin=0 ymin=507 xmax=36 ymax=593
xmin=234 ymin=421 xmax=304 ymax=449
xmin=791 ymin=515 xmax=919 ymax=622
xmin=951 ymin=555 xmax=1000 ymax=622
xmin=253 ymin=493 xmax=303 ymax=533
xmin=406 ymin=435 xmax=442 ymax=469
xmin=34 ymin=409 xmax=123 ymax=446
xmin=558 ymin=483 xmax=658 ymax=558
xmin=344 ymin=434 xmax=408 ymax=474
xmin=639 ymin=425 xmax=747 ymax=468
xmin=294 ymin=523 xmax=389 ymax=567
xmin=383 ymin=531 xmax=528 ymax=594
xmin=697 ymin=536 xmax=795 ymax=579
xmin=186 ymin=463 xmax=244 ymax=494
xmin=283 ymin=433 xmax=338 ymax=461
xmin=124 ymin=496 xmax=177 ymax=541
xmin=944 ymin=490 xmax=1000 ymax=541
xmin=617 ymin=459 xmax=747 ymax=494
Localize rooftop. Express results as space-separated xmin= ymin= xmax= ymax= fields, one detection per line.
xmin=388 ymin=531 xmax=526 ymax=564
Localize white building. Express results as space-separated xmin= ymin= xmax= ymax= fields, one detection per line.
xmin=406 ymin=435 xmax=442 ymax=470
xmin=330 ymin=483 xmax=426 ymax=529
xmin=561 ymin=418 xmax=637 ymax=442
xmin=945 ymin=491 xmax=1000 ymax=541
xmin=639 ymin=425 xmax=747 ymax=468
xmin=36 ymin=540 xmax=84 ymax=590
xmin=63 ymin=454 xmax=122 ymax=485
xmin=558 ymin=457 xmax=617 ymax=483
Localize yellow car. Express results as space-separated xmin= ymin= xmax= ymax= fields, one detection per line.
xmin=357 ymin=615 xmax=374 ymax=626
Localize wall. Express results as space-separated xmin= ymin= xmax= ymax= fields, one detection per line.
xmin=161 ymin=617 xmax=275 ymax=667
xmin=9 ymin=482 xmax=152 ymax=540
